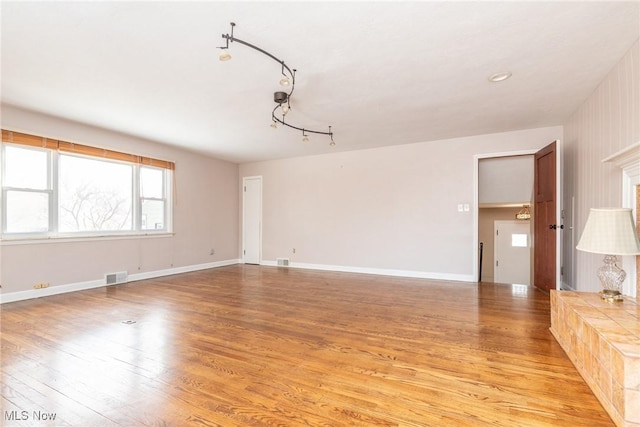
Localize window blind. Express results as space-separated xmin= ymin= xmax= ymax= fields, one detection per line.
xmin=1 ymin=129 xmax=175 ymax=170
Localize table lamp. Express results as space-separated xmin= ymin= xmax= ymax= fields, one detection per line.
xmin=576 ymin=208 xmax=640 ymax=301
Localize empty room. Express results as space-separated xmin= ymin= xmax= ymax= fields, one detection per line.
xmin=1 ymin=1 xmax=639 ymax=426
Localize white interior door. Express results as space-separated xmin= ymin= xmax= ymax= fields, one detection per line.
xmin=243 ymin=176 xmax=262 ymax=264
xmin=495 ymin=220 xmax=531 ymax=285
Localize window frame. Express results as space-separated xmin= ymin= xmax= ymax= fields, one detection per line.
xmin=1 ymin=144 xmax=55 ymax=237
xmin=138 ymin=165 xmax=170 ymax=232
xmin=1 ymin=140 xmax=173 ymax=241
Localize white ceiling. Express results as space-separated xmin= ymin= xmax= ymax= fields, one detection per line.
xmin=2 ymin=1 xmax=639 ymax=163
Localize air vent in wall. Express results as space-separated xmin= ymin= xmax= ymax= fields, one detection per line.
xmin=105 ymin=271 xmax=128 ymax=285
xmin=276 ymin=258 xmax=290 ymax=267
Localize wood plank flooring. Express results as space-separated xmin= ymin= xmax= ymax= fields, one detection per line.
xmin=1 ymin=265 xmax=612 ymax=426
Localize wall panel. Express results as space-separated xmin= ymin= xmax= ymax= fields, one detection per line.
xmin=563 ymin=40 xmax=640 ymax=293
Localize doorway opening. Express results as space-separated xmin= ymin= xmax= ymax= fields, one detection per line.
xmin=476 ymin=155 xmax=534 ymax=284
xmin=474 ymin=141 xmax=561 ymax=291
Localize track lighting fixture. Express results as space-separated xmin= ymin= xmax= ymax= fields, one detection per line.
xmin=218 ymin=23 xmax=233 ymax=61
xmin=219 ymin=22 xmax=335 ymax=146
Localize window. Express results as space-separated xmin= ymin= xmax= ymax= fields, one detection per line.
xmin=511 ymin=233 xmax=528 ymax=247
xmin=1 ymin=130 xmax=173 ymax=239
xmin=140 ymin=167 xmax=167 ymax=231
xmin=3 ymin=145 xmax=52 ymax=233
xmin=58 ymin=154 xmax=134 ymax=232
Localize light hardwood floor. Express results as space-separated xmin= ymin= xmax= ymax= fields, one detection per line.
xmin=1 ymin=265 xmax=612 ymax=426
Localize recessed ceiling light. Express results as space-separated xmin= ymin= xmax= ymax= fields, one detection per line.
xmin=489 ymin=72 xmax=512 ymax=82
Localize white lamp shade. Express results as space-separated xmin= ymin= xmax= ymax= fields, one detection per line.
xmin=576 ymin=208 xmax=640 ymax=255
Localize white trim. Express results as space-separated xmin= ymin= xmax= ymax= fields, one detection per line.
xmin=261 ymin=260 xmax=475 ymax=282
xmin=0 ymin=257 xmax=480 ymax=304
xmin=556 ymin=139 xmax=563 ymax=291
xmin=604 ymin=141 xmax=640 ymax=298
xmin=128 ymin=259 xmax=239 ymax=281
xmin=564 ymin=195 xmax=577 ymax=291
xmin=0 ymin=232 xmax=174 ymax=246
xmin=1 ymin=278 xmax=105 ymax=304
xmin=0 ymin=258 xmax=240 ymax=304
xmin=473 ymin=149 xmax=538 ymax=283
xmin=601 ymin=141 xmax=640 ymax=166
xmin=472 ymin=141 xmax=563 ymax=289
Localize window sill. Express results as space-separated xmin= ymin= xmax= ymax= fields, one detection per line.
xmin=0 ymin=232 xmax=174 ymax=246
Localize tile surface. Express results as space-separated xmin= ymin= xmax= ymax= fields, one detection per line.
xmin=551 ymin=291 xmax=640 ymax=427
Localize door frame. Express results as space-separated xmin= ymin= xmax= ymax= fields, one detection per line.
xmin=242 ymin=175 xmax=262 ymax=264
xmin=473 ymin=143 xmax=563 ymax=289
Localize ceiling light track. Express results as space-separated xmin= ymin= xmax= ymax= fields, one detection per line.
xmin=219 ymin=22 xmax=335 ymax=146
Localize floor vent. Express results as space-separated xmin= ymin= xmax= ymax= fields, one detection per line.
xmin=105 ymin=271 xmax=128 ymax=285
xmin=276 ymin=258 xmax=290 ymax=267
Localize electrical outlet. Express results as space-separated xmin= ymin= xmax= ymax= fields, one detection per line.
xmin=292 ymin=248 xmax=296 ymax=254
xmin=210 ymin=248 xmax=215 ymax=255
xmin=33 ymin=282 xmax=49 ymax=289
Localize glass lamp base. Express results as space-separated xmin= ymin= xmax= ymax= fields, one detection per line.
xmin=597 ymin=255 xmax=625 ymax=302
xmin=599 ymin=289 xmax=623 ymax=302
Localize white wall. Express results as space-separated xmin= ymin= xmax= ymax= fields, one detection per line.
xmin=239 ymin=126 xmax=562 ymax=281
xmin=563 ymin=40 xmax=640 ymax=294
xmin=478 ymin=156 xmax=534 ymax=205
xmin=0 ymin=105 xmax=240 ymax=301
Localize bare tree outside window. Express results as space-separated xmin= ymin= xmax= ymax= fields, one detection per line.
xmin=59 ymin=155 xmax=133 ymax=232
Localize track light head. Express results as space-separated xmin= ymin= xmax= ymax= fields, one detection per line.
xmin=218 ymin=48 xmax=231 ymax=61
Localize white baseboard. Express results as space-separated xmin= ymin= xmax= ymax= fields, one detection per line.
xmin=560 ymin=279 xmax=576 ymax=291
xmin=128 ymin=259 xmax=240 ymax=282
xmin=261 ymin=260 xmax=475 ymax=283
xmin=1 ymin=258 xmax=473 ymax=304
xmin=0 ymin=278 xmax=106 ymax=304
xmin=0 ymin=259 xmax=240 ymax=304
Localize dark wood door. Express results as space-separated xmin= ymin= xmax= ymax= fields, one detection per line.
xmin=534 ymin=141 xmax=557 ymax=292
